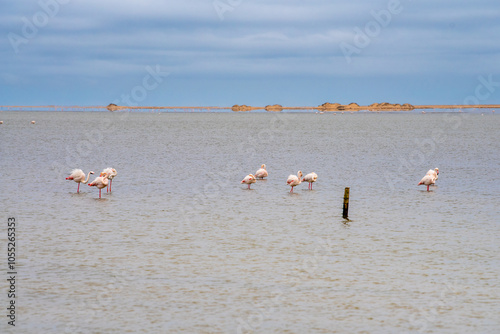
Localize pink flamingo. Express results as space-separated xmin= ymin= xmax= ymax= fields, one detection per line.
xmin=302 ymin=172 xmax=318 ymax=190
xmin=426 ymin=167 xmax=439 ymax=182
xmin=88 ymin=172 xmax=109 ymax=198
xmin=255 ymin=164 xmax=268 ymax=179
xmin=102 ymin=167 xmax=117 ymax=192
xmin=287 ymin=171 xmax=303 ymax=193
xmin=66 ymin=169 xmax=94 ymax=193
xmin=241 ymin=174 xmax=256 ymax=189
xmin=418 ymin=172 xmax=436 ymax=191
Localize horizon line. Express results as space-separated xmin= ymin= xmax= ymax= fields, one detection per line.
xmin=1 ymin=104 xmax=499 ymax=111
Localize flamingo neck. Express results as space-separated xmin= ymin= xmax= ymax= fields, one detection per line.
xmin=82 ymin=171 xmax=92 ymax=184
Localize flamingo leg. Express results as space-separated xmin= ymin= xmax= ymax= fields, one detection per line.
xmin=427 ymin=185 xmax=430 ymax=192
xmin=99 ymin=189 xmax=101 ymax=199
xmin=77 ymin=183 xmax=80 ymax=193
xmin=110 ymin=179 xmax=112 ymax=192
xmin=248 ymin=184 xmax=250 ymax=190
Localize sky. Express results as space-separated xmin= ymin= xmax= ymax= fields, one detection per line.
xmin=1 ymin=0 xmax=500 ymax=107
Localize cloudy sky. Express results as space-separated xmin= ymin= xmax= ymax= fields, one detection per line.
xmin=2 ymin=0 xmax=499 ymax=107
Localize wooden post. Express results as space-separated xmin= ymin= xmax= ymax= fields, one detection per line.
xmin=342 ymin=187 xmax=350 ymax=219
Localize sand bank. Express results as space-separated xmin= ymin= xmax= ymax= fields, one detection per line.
xmin=2 ymin=103 xmax=499 ymax=112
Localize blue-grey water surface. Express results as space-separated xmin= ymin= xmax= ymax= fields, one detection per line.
xmin=1 ymin=110 xmax=499 ymax=333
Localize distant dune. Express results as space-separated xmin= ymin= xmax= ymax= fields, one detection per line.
xmin=318 ymin=102 xmax=414 ymax=111
xmin=231 ymin=104 xmax=257 ymax=112
xmin=232 ymin=102 xmax=416 ymax=112
xmin=106 ymin=103 xmax=125 ymax=111
xmin=2 ymin=103 xmax=498 ymax=112
xmin=264 ymin=104 xmax=284 ymax=112
xmin=229 ymin=102 xmax=498 ymax=112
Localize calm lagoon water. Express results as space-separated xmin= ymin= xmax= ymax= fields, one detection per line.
xmin=1 ymin=110 xmax=499 ymax=333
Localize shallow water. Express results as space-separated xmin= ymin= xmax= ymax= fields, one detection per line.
xmin=1 ymin=110 xmax=499 ymax=333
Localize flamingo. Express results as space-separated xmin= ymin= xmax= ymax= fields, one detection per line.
xmin=102 ymin=167 xmax=117 ymax=192
xmin=426 ymin=167 xmax=439 ymax=182
xmin=287 ymin=171 xmax=303 ymax=193
xmin=302 ymin=172 xmax=318 ymax=190
xmin=255 ymin=164 xmax=268 ymax=179
xmin=66 ymin=169 xmax=94 ymax=193
xmin=241 ymin=174 xmax=256 ymax=189
xmin=88 ymin=172 xmax=109 ymax=198
xmin=418 ymin=173 xmax=436 ymax=192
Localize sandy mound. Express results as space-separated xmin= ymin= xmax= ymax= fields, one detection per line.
xmin=368 ymin=102 xmax=414 ymax=110
xmin=319 ymin=102 xmax=414 ymax=111
xmin=318 ymin=103 xmax=342 ymax=111
xmin=265 ymin=104 xmax=283 ymax=112
xmin=106 ymin=103 xmax=125 ymax=111
xmin=231 ymin=104 xmax=254 ymax=112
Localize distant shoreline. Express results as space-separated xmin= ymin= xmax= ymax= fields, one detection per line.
xmin=0 ymin=104 xmax=498 ymax=112
xmin=229 ymin=103 xmax=499 ymax=112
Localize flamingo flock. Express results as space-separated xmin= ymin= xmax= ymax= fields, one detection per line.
xmin=240 ymin=164 xmax=269 ymax=189
xmin=240 ymin=164 xmax=440 ymax=194
xmin=66 ymin=167 xmax=117 ymax=198
xmin=67 ymin=163 xmax=440 ymax=200
xmin=241 ymin=165 xmax=319 ymax=193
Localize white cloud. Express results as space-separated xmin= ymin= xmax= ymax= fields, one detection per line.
xmin=1 ymin=0 xmax=499 ymax=104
